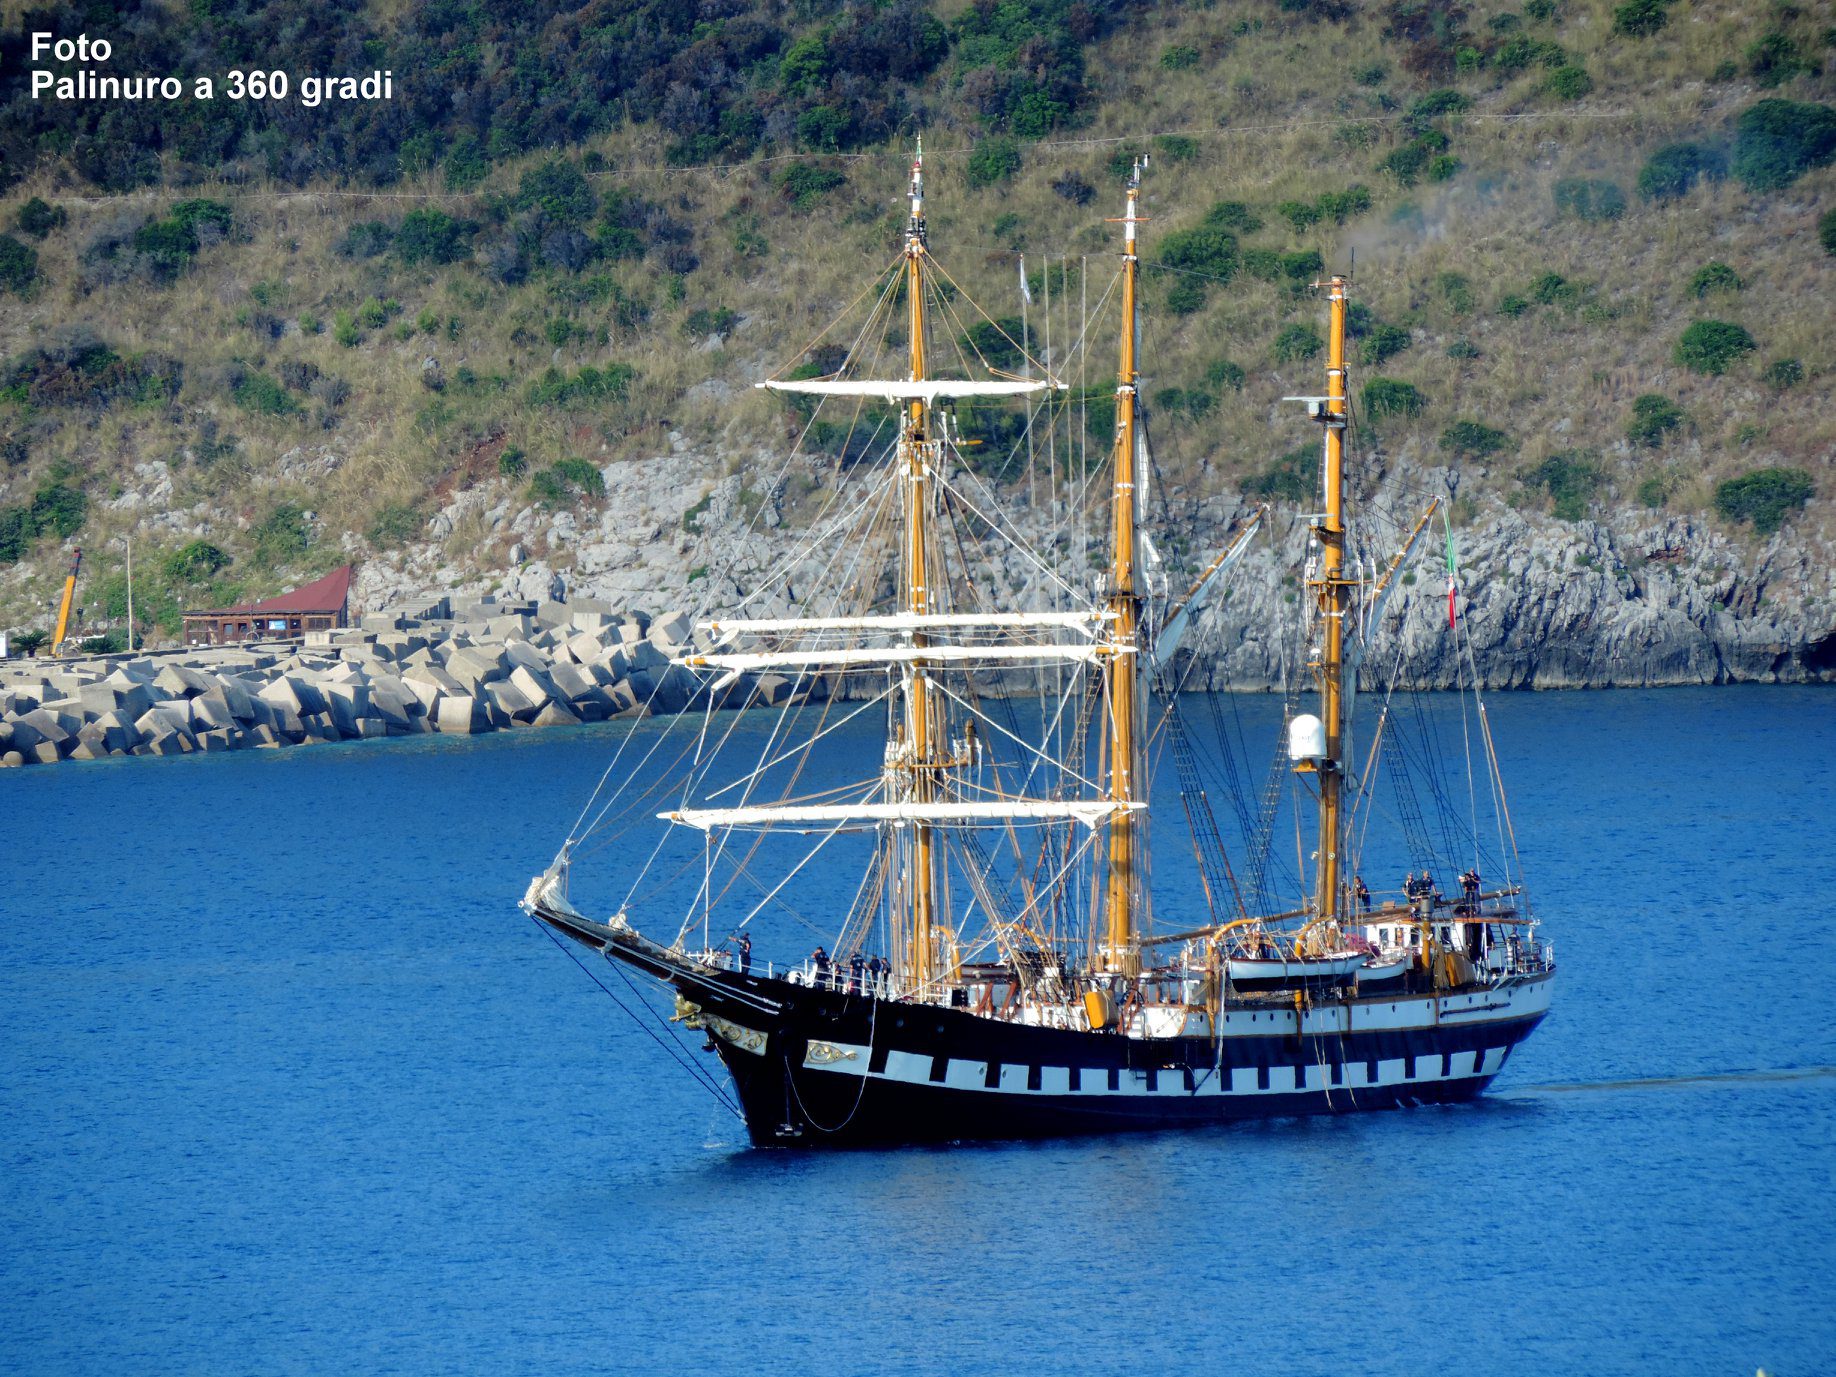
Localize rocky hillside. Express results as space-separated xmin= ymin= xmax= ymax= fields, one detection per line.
xmin=0 ymin=0 xmax=1832 ymax=685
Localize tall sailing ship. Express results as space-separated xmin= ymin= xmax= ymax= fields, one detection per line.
xmin=523 ymin=146 xmax=1554 ymax=1145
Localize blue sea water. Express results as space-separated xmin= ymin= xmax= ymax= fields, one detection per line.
xmin=2 ymin=686 xmax=1831 ymax=1376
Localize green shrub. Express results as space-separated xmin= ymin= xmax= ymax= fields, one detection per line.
xmin=1315 ymin=185 xmax=1374 ymax=223
xmin=251 ymin=503 xmax=311 ymax=565
xmin=1636 ymin=474 xmax=1671 ymax=509
xmin=958 ymin=319 xmax=1026 ymax=371
xmin=1158 ymin=223 xmax=1239 ymax=284
xmin=1359 ymin=323 xmax=1412 ymax=366
xmin=1205 ymin=359 xmax=1246 ymax=390
xmin=164 ymin=540 xmax=230 ymax=582
xmin=1166 ymin=279 xmax=1208 ymax=315
xmin=1440 ymin=420 xmax=1511 ymax=458
xmin=1626 ymin=394 xmax=1686 ymax=447
xmin=1497 ymin=292 xmax=1531 ymax=317
xmin=1494 ymin=35 xmax=1568 ymax=71
xmin=1241 ymin=248 xmax=1282 ymax=280
xmin=1410 ymin=89 xmax=1471 ymax=121
xmin=965 ymin=137 xmax=1023 ymax=189
xmin=1552 ymin=178 xmax=1625 ymax=221
xmin=1243 ymin=447 xmax=1314 ymax=502
xmin=1280 ymin=250 xmax=1324 ymax=291
xmin=0 ymin=235 xmax=37 ymax=295
xmin=1531 ymin=271 xmax=1578 ymax=305
xmin=1438 ymin=272 xmax=1474 ymax=314
xmin=1762 ymin=358 xmax=1804 ymax=390
xmin=527 ymin=363 xmax=635 ymax=409
xmin=498 ymin=446 xmax=528 ymax=478
xmin=368 ymin=503 xmax=423 ymax=546
xmin=1732 ymin=100 xmax=1836 ymax=191
xmin=778 ymin=164 xmax=847 ymax=210
xmin=1714 ymin=466 xmax=1813 ymax=533
xmin=15 ymin=197 xmax=66 ymax=238
xmin=394 ymin=209 xmax=473 ymax=265
xmin=1524 ymin=451 xmax=1600 ymax=520
xmin=443 ymin=136 xmax=489 ymax=192
xmin=1612 ymin=0 xmax=1670 ymax=37
xmin=1363 ymin=377 xmax=1425 ymax=417
xmin=1272 ymin=323 xmax=1322 ymax=362
xmin=1637 ymin=142 xmax=1727 ymax=200
xmin=1277 ymin=199 xmax=1320 ymax=233
xmin=1674 ymin=319 xmax=1756 ymax=374
xmin=1747 ymin=31 xmax=1812 ymax=88
xmin=332 ymin=310 xmax=360 ymax=348
xmin=529 ymin=457 xmax=606 ymax=507
xmin=1446 ymin=338 xmax=1480 ymax=360
xmin=358 ymin=297 xmax=391 ymax=329
xmin=339 ymin=221 xmax=394 ymax=259
xmin=1160 ymin=43 xmax=1200 ymax=70
xmin=132 ymin=199 xmax=231 ymax=282
xmin=1426 ymin=154 xmax=1461 ymax=181
xmin=517 ymin=160 xmax=596 ymax=225
xmin=232 ymin=371 xmax=301 ymax=418
xmin=1205 ymin=201 xmax=1262 ymax=233
xmin=1155 ymin=135 xmax=1200 ymax=162
xmin=1689 ymin=261 xmax=1742 ymax=297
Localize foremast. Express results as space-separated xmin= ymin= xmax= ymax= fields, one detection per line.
xmin=897 ymin=140 xmax=945 ymax=994
xmin=1101 ymin=160 xmax=1148 ymax=977
xmin=1301 ymin=276 xmax=1352 ymax=928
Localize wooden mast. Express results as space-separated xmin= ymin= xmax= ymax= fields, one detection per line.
xmin=1101 ymin=159 xmax=1146 ymax=976
xmin=900 ymin=140 xmax=941 ymax=993
xmin=1309 ymin=276 xmax=1351 ymax=927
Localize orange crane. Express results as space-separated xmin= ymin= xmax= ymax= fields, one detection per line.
xmin=48 ymin=548 xmax=81 ymax=656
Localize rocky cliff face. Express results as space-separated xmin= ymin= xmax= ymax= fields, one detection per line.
xmin=350 ymin=443 xmax=1836 ymax=693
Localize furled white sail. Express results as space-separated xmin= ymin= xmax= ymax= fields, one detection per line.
xmin=702 ymin=611 xmax=1110 ymax=638
xmin=757 ymin=379 xmax=1064 ymax=403
xmin=662 ymin=800 xmax=1142 ymax=831
xmin=678 ymin=644 xmax=1113 ymax=672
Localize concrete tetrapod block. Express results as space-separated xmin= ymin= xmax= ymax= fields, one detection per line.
xmin=547 ymin=661 xmax=597 ymax=703
xmin=534 ymin=600 xmax=570 ymax=630
xmin=648 ymin=609 xmax=693 ymax=650
xmin=95 ymin=710 xmax=142 ymax=754
xmin=483 ymin=679 xmax=535 ymax=724
xmin=507 ymin=664 xmax=557 ymax=712
xmin=189 ymin=695 xmax=236 ymax=732
xmin=152 ymin=664 xmax=213 ymax=699
xmin=434 ymin=693 xmax=486 ymax=734
xmin=531 ymin=700 xmax=582 ymax=728
xmin=503 ymin=639 xmax=548 ymax=673
xmin=323 ymin=683 xmax=371 ymax=736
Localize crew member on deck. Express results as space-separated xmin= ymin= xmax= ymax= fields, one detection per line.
xmin=867 ymin=954 xmax=884 ymax=993
xmin=736 ymin=931 xmax=751 ymax=975
xmin=1355 ymin=876 xmax=1371 ymax=914
xmin=811 ymin=946 xmax=830 ymax=988
xmin=1461 ymin=868 xmax=1482 ymax=911
xmin=849 ymin=952 xmax=864 ymax=994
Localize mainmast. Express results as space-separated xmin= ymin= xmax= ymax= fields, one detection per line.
xmin=899 ymin=140 xmax=943 ymax=993
xmin=1101 ymin=159 xmax=1147 ymax=975
xmin=1303 ymin=276 xmax=1352 ymax=926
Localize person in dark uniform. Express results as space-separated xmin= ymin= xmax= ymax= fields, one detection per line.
xmin=867 ymin=954 xmax=884 ymax=993
xmin=1462 ymin=868 xmax=1481 ymax=909
xmin=811 ymin=945 xmax=830 ymax=989
xmin=1355 ymin=875 xmax=1372 ymax=914
xmin=848 ymin=952 xmax=864 ymax=994
xmin=736 ymin=931 xmax=751 ymax=975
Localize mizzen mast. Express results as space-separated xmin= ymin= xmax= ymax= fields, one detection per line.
xmin=1100 ymin=159 xmax=1148 ymax=975
xmin=1302 ymin=276 xmax=1352 ymax=926
xmin=898 ymin=139 xmax=944 ymax=993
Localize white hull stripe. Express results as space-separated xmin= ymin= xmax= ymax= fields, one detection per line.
xmin=799 ymin=1042 xmax=1514 ymax=1096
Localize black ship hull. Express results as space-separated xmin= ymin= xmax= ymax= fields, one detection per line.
xmin=532 ymin=901 xmax=1552 ymax=1148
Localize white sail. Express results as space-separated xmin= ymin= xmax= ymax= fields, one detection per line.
xmin=703 ymin=611 xmax=1110 ymax=637
xmin=678 ymin=644 xmax=1113 ymax=673
xmin=662 ymin=800 xmax=1142 ymax=831
xmin=757 ymin=379 xmax=1064 ymax=403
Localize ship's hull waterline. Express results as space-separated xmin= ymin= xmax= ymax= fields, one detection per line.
xmin=530 ymin=901 xmax=1552 ymax=1147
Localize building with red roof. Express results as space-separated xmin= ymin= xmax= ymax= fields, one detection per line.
xmin=181 ymin=565 xmax=355 ymax=647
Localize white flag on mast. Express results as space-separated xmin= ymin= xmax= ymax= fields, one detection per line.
xmin=1018 ymin=255 xmax=1032 ymax=305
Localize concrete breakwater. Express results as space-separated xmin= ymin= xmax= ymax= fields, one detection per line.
xmin=0 ymin=596 xmax=818 ymax=767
